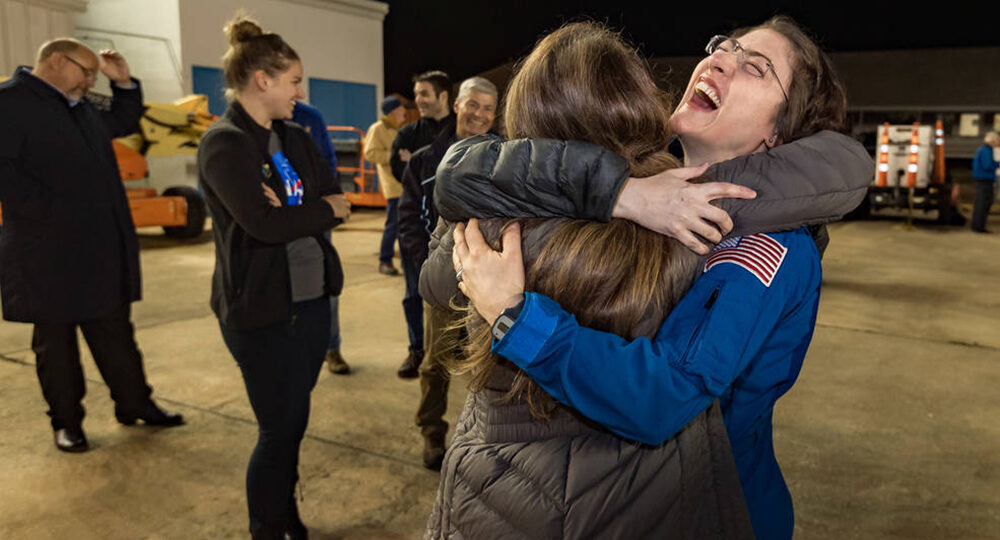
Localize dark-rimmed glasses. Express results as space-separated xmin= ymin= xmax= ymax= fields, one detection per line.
xmin=705 ymin=35 xmax=788 ymax=103
xmin=63 ymin=54 xmax=97 ymax=80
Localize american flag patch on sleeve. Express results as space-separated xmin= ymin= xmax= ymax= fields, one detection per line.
xmin=704 ymin=233 xmax=788 ymax=287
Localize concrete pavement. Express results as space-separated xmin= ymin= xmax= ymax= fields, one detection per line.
xmin=0 ymin=209 xmax=997 ymax=539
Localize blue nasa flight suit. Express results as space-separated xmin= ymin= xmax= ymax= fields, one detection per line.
xmin=492 ymin=227 xmax=822 ymax=540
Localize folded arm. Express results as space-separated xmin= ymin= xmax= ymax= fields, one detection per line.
xmin=199 ymin=130 xmax=336 ymax=243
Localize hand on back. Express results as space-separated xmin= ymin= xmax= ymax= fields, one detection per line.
xmin=613 ymin=164 xmax=756 ymax=255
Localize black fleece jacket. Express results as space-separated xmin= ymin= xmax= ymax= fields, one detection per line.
xmin=198 ymin=101 xmax=342 ymax=330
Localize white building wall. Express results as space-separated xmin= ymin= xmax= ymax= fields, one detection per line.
xmin=0 ymin=0 xmax=83 ymax=76
xmin=73 ymin=0 xmax=183 ymax=101
xmin=177 ymin=0 xmax=386 ymax=106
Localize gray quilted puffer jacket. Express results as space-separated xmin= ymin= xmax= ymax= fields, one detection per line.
xmin=425 ymin=364 xmax=754 ymax=540
xmin=422 ymin=216 xmax=753 ymax=539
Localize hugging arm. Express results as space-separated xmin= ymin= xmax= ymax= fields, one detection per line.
xmin=711 ymin=131 xmax=872 ymax=237
xmin=434 ymin=131 xmax=872 ymax=236
xmin=487 ymin=229 xmax=820 ymax=444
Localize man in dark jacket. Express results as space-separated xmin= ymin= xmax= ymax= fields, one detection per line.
xmin=398 ymin=77 xmax=497 ymax=469
xmin=392 ymin=70 xmax=453 ymax=378
xmin=0 ymin=39 xmax=182 ymax=453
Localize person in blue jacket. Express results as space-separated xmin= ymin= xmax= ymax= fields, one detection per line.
xmin=970 ymin=131 xmax=999 ymax=233
xmin=292 ymin=100 xmax=350 ymax=374
xmin=451 ymin=16 xmax=849 ymax=539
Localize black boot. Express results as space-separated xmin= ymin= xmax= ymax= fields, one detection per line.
xmin=115 ymin=401 xmax=185 ymax=427
xmin=397 ymin=348 xmax=424 ymax=379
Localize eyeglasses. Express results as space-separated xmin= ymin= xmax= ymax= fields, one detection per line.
xmin=705 ymin=35 xmax=788 ymax=103
xmin=63 ymin=54 xmax=97 ymax=80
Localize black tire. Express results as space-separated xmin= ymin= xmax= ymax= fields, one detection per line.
xmin=934 ymin=183 xmax=958 ymax=225
xmin=162 ymin=186 xmax=207 ymax=239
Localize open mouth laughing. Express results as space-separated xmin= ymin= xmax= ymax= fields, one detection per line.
xmin=692 ymin=80 xmax=721 ymax=110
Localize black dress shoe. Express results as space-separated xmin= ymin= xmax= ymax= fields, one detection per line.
xmin=115 ymin=402 xmax=185 ymax=427
xmin=54 ymin=426 xmax=89 ymax=453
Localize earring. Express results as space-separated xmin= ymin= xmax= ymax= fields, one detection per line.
xmin=768 ymin=134 xmax=777 ymax=144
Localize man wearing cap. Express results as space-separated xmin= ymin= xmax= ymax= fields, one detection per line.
xmin=365 ymin=96 xmax=408 ymax=276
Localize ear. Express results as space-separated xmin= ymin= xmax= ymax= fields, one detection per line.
xmin=766 ymin=132 xmax=781 ymax=148
xmin=252 ymin=70 xmax=270 ymax=92
xmin=50 ymin=52 xmax=67 ymax=69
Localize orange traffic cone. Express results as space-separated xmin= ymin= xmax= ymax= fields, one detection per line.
xmin=933 ymin=119 xmax=946 ymax=184
xmin=906 ymin=122 xmax=920 ymax=188
xmin=876 ymin=122 xmax=890 ymax=187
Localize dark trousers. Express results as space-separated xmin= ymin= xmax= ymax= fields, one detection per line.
xmin=32 ymin=305 xmax=152 ymax=430
xmin=379 ymin=197 xmax=400 ymax=264
xmin=400 ymin=251 xmax=424 ymax=351
xmin=416 ymin=304 xmax=457 ymax=442
xmin=219 ymin=296 xmax=330 ymax=538
xmin=971 ymin=179 xmax=995 ymax=232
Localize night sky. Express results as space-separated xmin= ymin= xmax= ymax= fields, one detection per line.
xmin=379 ymin=1 xmax=995 ymax=96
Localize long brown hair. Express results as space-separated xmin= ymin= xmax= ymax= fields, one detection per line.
xmin=221 ymin=14 xmax=300 ymax=101
xmin=732 ymin=16 xmax=847 ymax=142
xmin=451 ymin=22 xmax=698 ymax=417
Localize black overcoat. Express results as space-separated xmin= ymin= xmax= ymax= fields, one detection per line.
xmin=0 ymin=67 xmax=144 ymax=323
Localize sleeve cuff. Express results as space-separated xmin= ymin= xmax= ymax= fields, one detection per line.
xmin=113 ymin=78 xmax=139 ymax=90
xmin=491 ymin=292 xmax=559 ymax=366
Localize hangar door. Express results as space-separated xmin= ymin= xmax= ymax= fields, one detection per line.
xmin=308 ymin=78 xmax=376 ymax=140
xmin=191 ymin=65 xmax=227 ymax=116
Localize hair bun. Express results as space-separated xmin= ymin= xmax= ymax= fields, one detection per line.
xmin=225 ymin=17 xmax=263 ymax=46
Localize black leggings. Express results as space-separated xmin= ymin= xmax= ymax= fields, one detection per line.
xmin=219 ymin=296 xmax=329 ymax=538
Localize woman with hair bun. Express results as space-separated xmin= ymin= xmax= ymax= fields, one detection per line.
xmin=197 ymin=14 xmax=350 ymax=539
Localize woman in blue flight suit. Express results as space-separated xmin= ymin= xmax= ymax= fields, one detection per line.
xmin=447 ymin=17 xmax=854 ymax=540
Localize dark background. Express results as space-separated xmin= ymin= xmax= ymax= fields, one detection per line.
xmin=378 ymin=1 xmax=995 ymax=96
